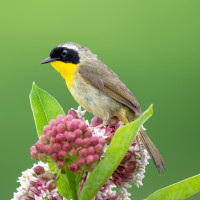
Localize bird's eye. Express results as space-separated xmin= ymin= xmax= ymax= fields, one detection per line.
xmin=61 ymin=50 xmax=68 ymax=57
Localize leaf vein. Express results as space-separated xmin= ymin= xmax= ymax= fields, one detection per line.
xmin=35 ymin=86 xmax=49 ymax=123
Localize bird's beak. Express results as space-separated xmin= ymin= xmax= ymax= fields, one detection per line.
xmin=40 ymin=57 xmax=56 ymax=64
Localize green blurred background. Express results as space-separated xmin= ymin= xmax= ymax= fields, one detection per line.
xmin=1 ymin=0 xmax=200 ymax=199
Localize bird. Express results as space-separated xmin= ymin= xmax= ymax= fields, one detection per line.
xmin=41 ymin=42 xmax=165 ymax=173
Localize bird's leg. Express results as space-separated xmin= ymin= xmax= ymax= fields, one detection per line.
xmin=90 ymin=122 xmax=106 ymax=130
xmin=102 ymin=120 xmax=109 ymax=127
xmin=89 ymin=117 xmax=106 ymax=131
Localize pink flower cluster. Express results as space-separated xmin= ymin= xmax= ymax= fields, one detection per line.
xmin=12 ymin=162 xmax=64 ymax=200
xmin=111 ymin=142 xmax=137 ymax=187
xmin=94 ymin=180 xmax=132 ymax=200
xmin=90 ymin=116 xmax=149 ymax=199
xmin=95 ymin=181 xmax=121 ymax=200
xmin=30 ymin=110 xmax=105 ymax=174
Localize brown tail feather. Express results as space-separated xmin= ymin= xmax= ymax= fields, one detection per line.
xmin=119 ymin=111 xmax=165 ymax=173
xmin=139 ymin=128 xmax=165 ymax=173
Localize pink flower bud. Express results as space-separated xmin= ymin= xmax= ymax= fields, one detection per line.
xmin=123 ymin=151 xmax=132 ymax=162
xmin=49 ymin=119 xmax=57 ymax=127
xmin=87 ymin=164 xmax=95 ymax=172
xmin=31 ymin=150 xmax=38 ymax=159
xmin=76 ymin=157 xmax=86 ymax=167
xmin=69 ymin=148 xmax=78 ymax=157
xmin=68 ymin=163 xmax=78 ymax=172
xmin=78 ymin=121 xmax=87 ymax=131
xmin=33 ymin=166 xmax=44 ymax=175
xmin=57 ymin=123 xmax=66 ymax=133
xmin=55 ymin=133 xmax=65 ymax=143
xmin=84 ymin=130 xmax=92 ymax=138
xmin=63 ymin=142 xmax=72 ymax=151
xmin=50 ymin=137 xmax=56 ymax=145
xmin=57 ymin=114 xmax=65 ymax=123
xmin=63 ymin=131 xmax=69 ymax=139
xmin=119 ymin=171 xmax=133 ymax=182
xmin=98 ymin=137 xmax=106 ymax=146
xmin=46 ymin=130 xmax=53 ymax=140
xmin=83 ymin=138 xmax=91 ymax=147
xmin=58 ymin=150 xmax=67 ymax=159
xmin=35 ymin=141 xmax=44 ymax=152
xmin=56 ymin=160 xmax=66 ymax=169
xmin=46 ymin=180 xmax=57 ymax=190
xmin=74 ymin=138 xmax=83 ymax=148
xmin=39 ymin=135 xmax=48 ymax=144
xmin=86 ymin=155 xmax=95 ymax=164
xmin=53 ymin=143 xmax=61 ymax=152
xmin=44 ymin=145 xmax=53 ymax=155
xmin=42 ymin=172 xmax=52 ymax=180
xmin=93 ymin=154 xmax=100 ymax=161
xmin=67 ymin=120 xmax=78 ymax=131
xmin=66 ymin=131 xmax=76 ymax=142
xmin=95 ymin=144 xmax=103 ymax=154
xmin=52 ymin=126 xmax=58 ymax=136
xmin=126 ymin=161 xmax=137 ymax=172
xmin=68 ymin=110 xmax=77 ymax=118
xmin=38 ymin=153 xmax=46 ymax=161
xmin=90 ymin=136 xmax=99 ymax=146
xmin=77 ymin=119 xmax=83 ymax=123
xmin=87 ymin=146 xmax=95 ymax=155
xmin=43 ymin=125 xmax=51 ymax=134
xmin=79 ymin=148 xmax=88 ymax=157
xmin=74 ymin=129 xmax=82 ymax=138
xmin=30 ymin=146 xmax=36 ymax=152
xmin=50 ymin=153 xmax=58 ymax=161
xmin=65 ymin=114 xmax=73 ymax=121
xmin=112 ymin=177 xmax=123 ymax=187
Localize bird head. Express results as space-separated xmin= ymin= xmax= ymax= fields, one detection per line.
xmin=40 ymin=43 xmax=83 ymax=64
xmin=40 ymin=42 xmax=97 ymax=74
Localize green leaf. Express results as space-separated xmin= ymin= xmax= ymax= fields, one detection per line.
xmin=29 ymin=82 xmax=65 ymax=137
xmin=146 ymin=174 xmax=200 ymax=200
xmin=79 ymin=105 xmax=153 ymax=200
xmin=29 ymin=83 xmax=78 ymax=200
xmin=57 ymin=173 xmax=73 ymax=198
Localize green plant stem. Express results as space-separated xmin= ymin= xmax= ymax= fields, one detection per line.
xmin=64 ymin=162 xmax=79 ymax=200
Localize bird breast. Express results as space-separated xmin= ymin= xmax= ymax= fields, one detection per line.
xmin=70 ymin=73 xmax=122 ymax=121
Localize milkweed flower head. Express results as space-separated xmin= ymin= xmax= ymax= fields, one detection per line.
xmin=90 ymin=114 xmax=150 ymax=189
xmin=30 ymin=107 xmax=106 ymax=174
xmin=12 ymin=161 xmax=66 ymax=200
xmin=89 ymin=113 xmax=150 ymax=200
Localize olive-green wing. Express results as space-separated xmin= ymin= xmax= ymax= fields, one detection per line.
xmin=78 ymin=63 xmax=165 ymax=173
xmin=78 ymin=62 xmax=142 ymax=115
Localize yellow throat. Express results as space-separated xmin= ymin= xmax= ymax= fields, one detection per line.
xmin=50 ymin=61 xmax=78 ymax=90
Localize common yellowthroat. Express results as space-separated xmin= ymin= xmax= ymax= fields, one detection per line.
xmin=41 ymin=42 xmax=165 ymax=172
